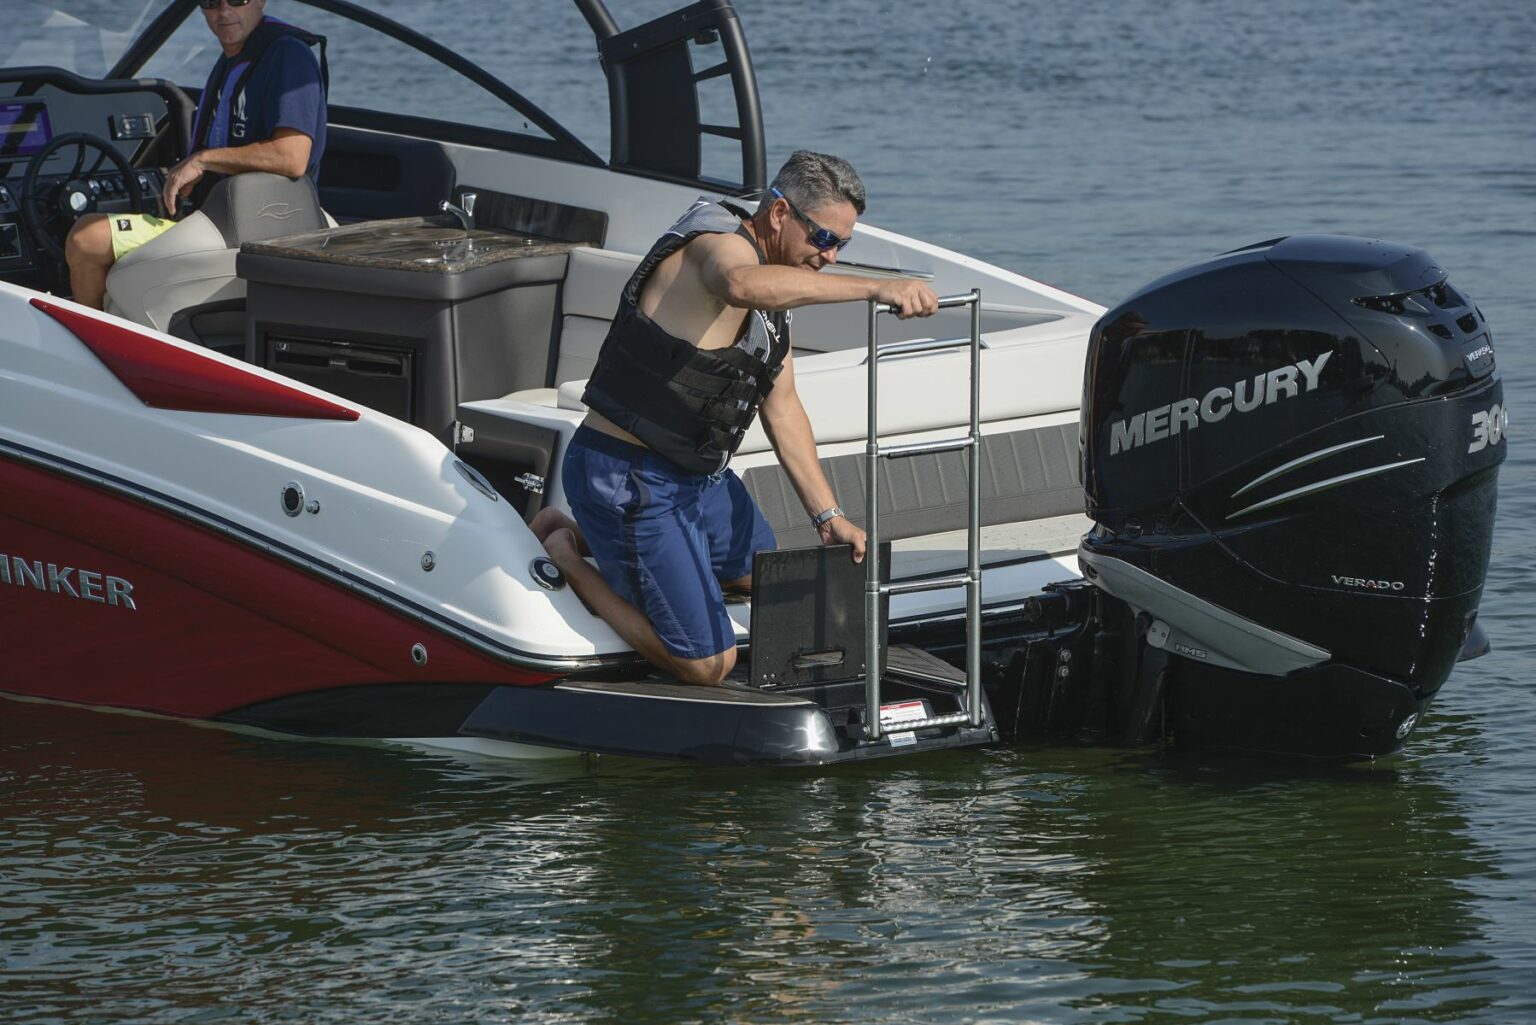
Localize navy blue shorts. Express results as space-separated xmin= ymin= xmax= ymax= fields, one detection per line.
xmin=562 ymin=425 xmax=777 ymax=660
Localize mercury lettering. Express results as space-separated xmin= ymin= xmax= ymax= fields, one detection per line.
xmin=0 ymin=551 xmax=136 ymax=609
xmin=1109 ymin=351 xmax=1334 ymax=455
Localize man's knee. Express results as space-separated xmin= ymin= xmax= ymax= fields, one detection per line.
xmin=670 ymin=645 xmax=737 ymax=687
xmin=65 ymin=215 xmax=113 ymax=269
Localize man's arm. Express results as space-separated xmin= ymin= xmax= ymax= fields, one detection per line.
xmin=758 ymin=354 xmax=868 ymax=561
xmin=695 ymin=233 xmax=938 ymax=319
xmin=161 ymin=128 xmax=313 ymax=211
xmin=162 ymin=37 xmax=324 ymax=212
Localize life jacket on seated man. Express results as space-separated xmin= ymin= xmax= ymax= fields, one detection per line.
xmin=71 ymin=9 xmax=329 ymax=320
xmin=124 ymin=15 xmax=328 ymax=252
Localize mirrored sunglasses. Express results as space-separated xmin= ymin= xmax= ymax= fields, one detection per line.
xmin=771 ymin=187 xmax=852 ymax=253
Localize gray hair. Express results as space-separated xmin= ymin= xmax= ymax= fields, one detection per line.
xmin=760 ymin=150 xmax=867 ymax=216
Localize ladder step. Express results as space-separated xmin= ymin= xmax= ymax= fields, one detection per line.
xmin=878 ymin=711 xmax=973 ymax=734
xmin=877 ymin=436 xmax=974 ymax=459
xmin=883 ymin=573 xmax=971 ymax=596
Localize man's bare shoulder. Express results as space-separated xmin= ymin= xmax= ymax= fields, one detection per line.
xmin=679 ymin=228 xmax=768 ymax=308
xmin=685 ymin=228 xmax=758 ymax=267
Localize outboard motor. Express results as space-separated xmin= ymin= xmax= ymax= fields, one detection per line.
xmin=1078 ymin=235 xmax=1503 ymax=758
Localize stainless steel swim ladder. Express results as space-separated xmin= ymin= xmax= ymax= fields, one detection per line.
xmin=863 ymin=289 xmax=984 ymax=740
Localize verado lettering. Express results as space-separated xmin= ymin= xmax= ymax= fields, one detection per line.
xmin=1109 ymin=351 xmax=1333 ymax=456
xmin=1 ymin=552 xmax=137 ymax=609
xmin=1331 ymin=575 xmax=1404 ymax=591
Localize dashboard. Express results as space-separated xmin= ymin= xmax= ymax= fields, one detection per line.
xmin=0 ymin=71 xmax=186 ymax=288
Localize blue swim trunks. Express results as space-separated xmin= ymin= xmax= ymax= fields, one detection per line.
xmin=562 ymin=425 xmax=777 ymax=660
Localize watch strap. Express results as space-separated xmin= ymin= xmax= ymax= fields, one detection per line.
xmin=811 ymin=506 xmax=844 ymax=529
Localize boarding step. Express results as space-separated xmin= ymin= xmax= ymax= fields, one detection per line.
xmin=456 ymin=656 xmax=995 ymax=765
xmin=761 ymin=642 xmax=998 ymax=755
xmin=744 ymin=542 xmax=998 ymax=759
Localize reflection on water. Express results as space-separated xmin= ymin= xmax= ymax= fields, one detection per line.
xmin=1 ymin=699 xmax=1520 ymax=1023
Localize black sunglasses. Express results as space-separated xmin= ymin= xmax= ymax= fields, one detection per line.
xmin=771 ymin=187 xmax=852 ymax=253
xmin=198 ymin=0 xmax=254 ymax=9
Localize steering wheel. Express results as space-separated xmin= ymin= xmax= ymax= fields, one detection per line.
xmin=20 ymin=132 xmax=147 ymax=262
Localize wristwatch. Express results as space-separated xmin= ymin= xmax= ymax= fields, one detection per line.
xmin=811 ymin=506 xmax=844 ymax=529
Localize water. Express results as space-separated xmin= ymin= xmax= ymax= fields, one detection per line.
xmin=5 ymin=1 xmax=1536 ymax=1021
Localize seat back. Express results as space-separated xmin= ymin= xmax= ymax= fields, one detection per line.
xmin=551 ymin=246 xmax=639 ymax=386
xmin=195 ymin=172 xmax=329 ymax=246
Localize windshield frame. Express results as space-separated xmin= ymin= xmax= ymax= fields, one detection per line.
xmin=106 ymin=0 xmax=603 ymax=167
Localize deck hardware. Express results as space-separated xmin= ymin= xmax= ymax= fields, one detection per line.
xmin=530 ymin=556 xmax=566 ymax=590
xmin=305 ymin=499 xmax=321 ymax=515
xmin=421 ymin=551 xmax=436 ymax=572
xmin=792 ymin=648 xmax=845 ymax=670
xmin=864 ymin=288 xmax=985 ymax=741
xmin=514 ymin=472 xmax=546 ymax=495
xmin=411 ymin=643 xmax=428 ymax=666
xmin=455 ymin=460 xmax=500 ymax=502
xmin=455 ymin=422 xmax=475 ymax=444
xmin=280 ymin=481 xmax=305 ymax=517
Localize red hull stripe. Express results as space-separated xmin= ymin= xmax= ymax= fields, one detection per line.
xmin=30 ymin=298 xmax=359 ymax=422
xmin=0 ymin=455 xmax=556 ymax=718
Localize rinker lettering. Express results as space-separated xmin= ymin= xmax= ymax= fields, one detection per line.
xmin=1 ymin=551 xmax=136 ymax=609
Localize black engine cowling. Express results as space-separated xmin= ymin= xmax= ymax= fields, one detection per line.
xmin=1077 ymin=235 xmax=1503 ymax=756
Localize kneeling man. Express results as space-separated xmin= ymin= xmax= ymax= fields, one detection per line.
xmin=539 ymin=150 xmax=938 ymax=686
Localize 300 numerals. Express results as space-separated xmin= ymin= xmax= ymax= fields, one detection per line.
xmin=1468 ymin=404 xmax=1508 ymax=454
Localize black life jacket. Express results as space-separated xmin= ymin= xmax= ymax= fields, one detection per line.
xmin=186 ymin=18 xmax=328 ymax=205
xmin=581 ymin=200 xmax=792 ymax=475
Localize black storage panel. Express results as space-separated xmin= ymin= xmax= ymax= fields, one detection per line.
xmin=269 ymin=336 xmax=416 ymax=423
xmin=237 ymin=218 xmax=583 ymax=444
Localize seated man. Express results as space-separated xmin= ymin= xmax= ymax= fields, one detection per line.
xmin=64 ymin=0 xmax=327 ymax=309
xmin=537 ymin=150 xmax=939 ymax=686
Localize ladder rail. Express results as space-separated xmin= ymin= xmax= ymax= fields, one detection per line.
xmin=864 ymin=288 xmax=984 ymax=741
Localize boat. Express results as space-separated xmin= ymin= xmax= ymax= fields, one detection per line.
xmin=0 ymin=0 xmax=1504 ymax=763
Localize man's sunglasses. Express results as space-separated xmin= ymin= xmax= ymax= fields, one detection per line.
xmin=198 ymin=0 xmax=255 ymax=9
xmin=770 ymin=187 xmax=852 ymax=253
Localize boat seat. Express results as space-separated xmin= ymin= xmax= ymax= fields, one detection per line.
xmin=554 ymin=328 xmax=1086 ymax=453
xmin=554 ymin=246 xmax=637 ymax=381
xmin=505 ymin=245 xmax=638 ymax=405
xmin=104 ymin=172 xmax=331 ymax=333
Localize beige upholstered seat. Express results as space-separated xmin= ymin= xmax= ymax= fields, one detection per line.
xmin=104 ymin=173 xmax=331 ymax=332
